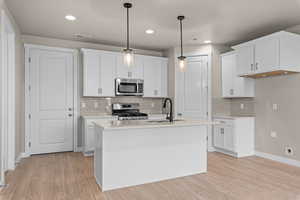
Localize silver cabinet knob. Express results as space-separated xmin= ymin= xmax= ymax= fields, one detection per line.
xmin=68 ymin=108 xmax=72 ymax=111
xmin=251 ymin=64 xmax=254 ymax=71
xmin=255 ymin=63 xmax=258 ymax=70
xmin=177 ymin=113 xmax=183 ymax=117
xmin=128 ymin=72 xmax=132 ymax=78
xmin=68 ymin=114 xmax=72 ymax=117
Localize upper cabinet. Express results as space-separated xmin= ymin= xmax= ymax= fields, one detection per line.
xmin=143 ymin=56 xmax=168 ymax=98
xmin=82 ymin=48 xmax=168 ymax=98
xmin=233 ymin=31 xmax=300 ymax=78
xmin=221 ymin=52 xmax=255 ymax=98
xmin=82 ymin=49 xmax=116 ymax=97
xmin=116 ymin=54 xmax=144 ymax=79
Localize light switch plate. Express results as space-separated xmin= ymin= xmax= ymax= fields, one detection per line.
xmin=270 ymin=131 xmax=277 ymax=138
xmin=272 ymin=104 xmax=278 ymax=111
xmin=240 ymin=103 xmax=245 ymax=110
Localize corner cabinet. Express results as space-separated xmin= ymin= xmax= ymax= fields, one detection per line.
xmin=82 ymin=49 xmax=116 ymax=97
xmin=213 ymin=117 xmax=255 ymax=158
xmin=143 ymin=56 xmax=168 ymax=98
xmin=221 ymin=51 xmax=255 ymax=98
xmin=82 ymin=48 xmax=168 ymax=98
xmin=233 ymin=31 xmax=300 ymax=78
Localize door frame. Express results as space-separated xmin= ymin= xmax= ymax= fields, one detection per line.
xmin=0 ymin=9 xmax=16 ymax=186
xmin=24 ymin=44 xmax=79 ymax=156
xmin=175 ymin=52 xmax=213 ymax=151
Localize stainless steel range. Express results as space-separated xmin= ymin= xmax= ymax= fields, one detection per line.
xmin=112 ymin=103 xmax=148 ymax=120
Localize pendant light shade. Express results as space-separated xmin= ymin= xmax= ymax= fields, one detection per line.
xmin=123 ymin=2 xmax=134 ymax=67
xmin=177 ymin=16 xmax=186 ymax=72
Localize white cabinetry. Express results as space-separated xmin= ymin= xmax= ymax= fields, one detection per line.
xmin=81 ymin=115 xmax=117 ymax=156
xmin=82 ymin=49 xmax=116 ymax=97
xmin=221 ymin=52 xmax=255 ymax=98
xmin=82 ymin=48 xmax=168 ymax=98
xmin=213 ymin=117 xmax=255 ymax=158
xmin=233 ymin=31 xmax=300 ymax=78
xmin=143 ymin=56 xmax=168 ymax=98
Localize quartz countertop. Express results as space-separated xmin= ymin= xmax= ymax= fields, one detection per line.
xmin=213 ymin=115 xmax=255 ymax=119
xmin=93 ymin=119 xmax=216 ymax=130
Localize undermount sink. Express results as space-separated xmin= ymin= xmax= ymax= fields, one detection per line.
xmin=146 ymin=119 xmax=185 ymax=123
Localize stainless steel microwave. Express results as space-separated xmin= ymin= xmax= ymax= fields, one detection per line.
xmin=115 ymin=78 xmax=144 ymax=96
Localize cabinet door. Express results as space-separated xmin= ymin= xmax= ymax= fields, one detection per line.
xmin=116 ymin=55 xmax=131 ymax=78
xmin=236 ymin=45 xmax=255 ymax=75
xmin=99 ymin=52 xmax=116 ymax=96
xmin=254 ymin=38 xmax=279 ymax=73
xmin=213 ymin=126 xmax=224 ymax=149
xmin=224 ymin=126 xmax=235 ymax=152
xmin=130 ymin=55 xmax=144 ymax=79
xmin=83 ymin=51 xmax=100 ymax=96
xmin=144 ymin=57 xmax=163 ymax=97
xmin=160 ymin=59 xmax=168 ymax=97
xmin=221 ymin=53 xmax=234 ymax=97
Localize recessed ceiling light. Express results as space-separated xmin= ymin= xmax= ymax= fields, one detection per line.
xmin=65 ymin=15 xmax=76 ymax=21
xmin=204 ymin=40 xmax=212 ymax=44
xmin=145 ymin=29 xmax=155 ymax=34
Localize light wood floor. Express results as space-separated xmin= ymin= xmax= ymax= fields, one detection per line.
xmin=1 ymin=152 xmax=300 ymax=200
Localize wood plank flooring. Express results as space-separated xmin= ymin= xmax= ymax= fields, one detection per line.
xmin=1 ymin=152 xmax=300 ymax=200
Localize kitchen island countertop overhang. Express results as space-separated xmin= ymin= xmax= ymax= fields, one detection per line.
xmin=93 ymin=119 xmax=214 ymax=191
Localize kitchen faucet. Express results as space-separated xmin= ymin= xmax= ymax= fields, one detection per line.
xmin=163 ymin=98 xmax=173 ymax=122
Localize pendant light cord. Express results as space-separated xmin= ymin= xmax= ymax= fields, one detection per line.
xmin=180 ymin=19 xmax=183 ymax=57
xmin=127 ymin=6 xmax=129 ymax=50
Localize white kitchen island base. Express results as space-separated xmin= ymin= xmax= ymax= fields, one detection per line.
xmin=94 ymin=120 xmax=209 ymax=191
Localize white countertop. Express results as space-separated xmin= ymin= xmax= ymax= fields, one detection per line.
xmin=94 ymin=119 xmax=215 ymax=130
xmin=214 ymin=115 xmax=255 ymax=119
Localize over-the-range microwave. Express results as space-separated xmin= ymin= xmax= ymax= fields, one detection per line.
xmin=115 ymin=78 xmax=144 ymax=96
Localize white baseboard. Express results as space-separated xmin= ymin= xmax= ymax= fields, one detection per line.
xmin=255 ymin=151 xmax=300 ymax=168
xmin=15 ymin=152 xmax=30 ymax=164
xmin=76 ymin=147 xmax=83 ymax=152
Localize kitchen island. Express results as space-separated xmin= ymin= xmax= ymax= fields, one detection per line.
xmin=94 ymin=119 xmax=212 ymax=191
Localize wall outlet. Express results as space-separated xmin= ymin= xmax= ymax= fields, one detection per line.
xmin=272 ymin=103 xmax=279 ymax=111
xmin=285 ymin=146 xmax=294 ymax=156
xmin=270 ymin=131 xmax=277 ymax=138
xmin=81 ymin=102 xmax=86 ymax=108
xmin=151 ymin=102 xmax=155 ymax=108
xmin=94 ymin=102 xmax=99 ymax=108
xmin=240 ymin=103 xmax=245 ymax=110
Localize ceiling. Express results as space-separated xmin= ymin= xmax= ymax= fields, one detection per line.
xmin=6 ymin=0 xmax=300 ymax=51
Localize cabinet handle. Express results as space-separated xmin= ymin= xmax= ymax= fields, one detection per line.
xmin=177 ymin=113 xmax=183 ymax=117
xmin=68 ymin=108 xmax=72 ymax=111
xmin=68 ymin=114 xmax=73 ymax=117
xmin=230 ymin=89 xmax=234 ymax=95
xmin=154 ymin=90 xmax=158 ymax=96
xmin=251 ymin=64 xmax=254 ymax=71
xmin=128 ymin=72 xmax=132 ymax=78
xmin=255 ymin=63 xmax=258 ymax=70
xmin=221 ymin=128 xmax=224 ymax=134
xmin=98 ymin=88 xmax=102 ymax=94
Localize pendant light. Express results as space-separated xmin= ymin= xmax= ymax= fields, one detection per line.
xmin=123 ymin=2 xmax=134 ymax=67
xmin=177 ymin=16 xmax=186 ymax=71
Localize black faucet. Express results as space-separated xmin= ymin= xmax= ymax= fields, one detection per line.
xmin=163 ymin=98 xmax=173 ymax=122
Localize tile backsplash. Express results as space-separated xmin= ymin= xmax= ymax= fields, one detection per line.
xmin=80 ymin=97 xmax=165 ymax=115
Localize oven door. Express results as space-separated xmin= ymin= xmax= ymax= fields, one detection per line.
xmin=115 ymin=79 xmax=143 ymax=96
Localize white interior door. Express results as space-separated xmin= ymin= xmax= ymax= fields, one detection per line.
xmin=29 ymin=48 xmax=74 ymax=155
xmin=177 ymin=56 xmax=208 ymax=120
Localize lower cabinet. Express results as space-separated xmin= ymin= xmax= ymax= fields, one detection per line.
xmin=81 ymin=116 xmax=117 ymax=156
xmin=213 ymin=117 xmax=255 ymax=158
